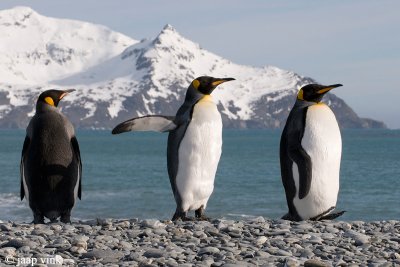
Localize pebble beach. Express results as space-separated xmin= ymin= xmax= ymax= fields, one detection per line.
xmin=0 ymin=218 xmax=399 ymax=266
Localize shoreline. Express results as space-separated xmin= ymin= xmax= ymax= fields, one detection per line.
xmin=0 ymin=218 xmax=399 ymax=266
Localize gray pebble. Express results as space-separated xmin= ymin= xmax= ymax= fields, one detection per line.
xmin=284 ymin=258 xmax=299 ymax=267
xmin=254 ymin=236 xmax=268 ymax=246
xmin=304 ymin=259 xmax=330 ymax=267
xmin=32 ymin=229 xmax=54 ymax=236
xmin=143 ymin=248 xmax=166 ymax=258
xmin=0 ymin=218 xmax=397 ymax=266
xmin=275 ymin=249 xmax=292 ymax=257
xmin=2 ymin=239 xmax=38 ymax=249
xmin=198 ymin=246 xmax=220 ymax=255
xmin=141 ymin=219 xmax=165 ymax=229
xmin=82 ymin=249 xmax=124 ymax=263
xmin=0 ymin=224 xmax=12 ymax=231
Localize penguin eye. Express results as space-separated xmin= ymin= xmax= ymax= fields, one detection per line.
xmin=192 ymin=79 xmax=200 ymax=90
xmin=44 ymin=97 xmax=55 ymax=106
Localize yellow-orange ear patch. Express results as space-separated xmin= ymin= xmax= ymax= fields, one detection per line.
xmin=297 ymin=89 xmax=304 ymax=100
xmin=44 ymin=97 xmax=55 ymax=106
xmin=192 ymin=79 xmax=200 ymax=89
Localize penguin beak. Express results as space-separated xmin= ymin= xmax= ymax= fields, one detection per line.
xmin=59 ymin=89 xmax=76 ymax=100
xmin=317 ymin=84 xmax=342 ymax=95
xmin=211 ymin=78 xmax=235 ymax=87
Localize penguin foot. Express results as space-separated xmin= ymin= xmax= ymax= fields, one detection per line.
xmin=60 ymin=213 xmax=71 ymax=224
xmin=196 ymin=215 xmax=211 ymax=221
xmin=281 ymin=213 xmax=302 ymax=221
xmin=172 ymin=210 xmax=195 ymax=221
xmin=195 ymin=206 xmax=210 ymax=221
xmin=172 ymin=215 xmax=194 ymax=221
xmin=32 ymin=213 xmax=45 ymax=224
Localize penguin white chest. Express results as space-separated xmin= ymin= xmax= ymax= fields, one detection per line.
xmin=293 ymin=104 xmax=342 ymax=219
xmin=176 ymin=96 xmax=222 ymax=212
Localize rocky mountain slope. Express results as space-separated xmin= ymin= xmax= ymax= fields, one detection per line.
xmin=0 ymin=7 xmax=386 ymax=129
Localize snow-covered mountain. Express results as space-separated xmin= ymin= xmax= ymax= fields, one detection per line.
xmin=0 ymin=7 xmax=385 ymax=129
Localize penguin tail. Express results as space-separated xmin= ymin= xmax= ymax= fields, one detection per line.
xmin=318 ymin=210 xmax=346 ymax=220
xmin=310 ymin=207 xmax=346 ymax=221
xmin=45 ymin=211 xmax=60 ymax=222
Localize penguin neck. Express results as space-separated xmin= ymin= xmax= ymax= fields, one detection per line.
xmin=294 ymin=99 xmax=323 ymax=108
xmin=36 ymin=102 xmax=59 ymax=114
xmin=183 ymin=87 xmax=203 ymax=105
xmin=200 ymin=95 xmax=213 ymax=102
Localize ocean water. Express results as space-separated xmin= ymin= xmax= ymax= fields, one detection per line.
xmin=0 ymin=129 xmax=399 ymax=222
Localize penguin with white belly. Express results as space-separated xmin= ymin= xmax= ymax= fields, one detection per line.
xmin=112 ymin=76 xmax=235 ymax=221
xmin=280 ymin=83 xmax=345 ymax=221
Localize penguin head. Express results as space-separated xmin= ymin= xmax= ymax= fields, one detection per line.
xmin=37 ymin=89 xmax=75 ymax=108
xmin=297 ymin=83 xmax=342 ymax=103
xmin=190 ymin=76 xmax=235 ymax=95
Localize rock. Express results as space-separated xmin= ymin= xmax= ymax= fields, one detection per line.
xmin=62 ymin=259 xmax=76 ymax=265
xmin=198 ymin=247 xmax=221 ymax=255
xmin=70 ymin=246 xmax=87 ymax=254
xmin=72 ymin=236 xmax=89 ymax=250
xmin=32 ymin=229 xmax=54 ymax=236
xmin=284 ymin=258 xmax=299 ymax=267
xmin=304 ymin=259 xmax=330 ymax=267
xmin=222 ymin=263 xmax=249 ymax=267
xmin=63 ymin=224 xmax=76 ymax=231
xmin=73 ymin=241 xmax=87 ymax=250
xmin=344 ymin=230 xmax=370 ymax=246
xmin=115 ymin=220 xmax=131 ymax=228
xmin=97 ymin=218 xmax=113 ymax=226
xmin=17 ymin=246 xmax=31 ymax=253
xmin=48 ymin=237 xmax=71 ymax=249
xmin=82 ymin=249 xmax=124 ymax=264
xmin=300 ymin=248 xmax=314 ymax=258
xmin=142 ymin=219 xmax=165 ymax=229
xmin=0 ymin=247 xmax=16 ymax=257
xmin=50 ymin=224 xmax=63 ymax=231
xmin=119 ymin=240 xmax=133 ymax=250
xmin=1 ymin=239 xmax=38 ymax=249
xmin=248 ymin=216 xmax=266 ymax=223
xmin=325 ymin=226 xmax=339 ymax=234
xmin=0 ymin=224 xmax=12 ymax=231
xmin=254 ymin=236 xmax=268 ymax=246
xmin=0 ymin=218 xmax=399 ymax=266
xmin=72 ymin=235 xmax=90 ymax=243
xmin=143 ymin=248 xmax=166 ymax=258
xmin=275 ymin=249 xmax=292 ymax=257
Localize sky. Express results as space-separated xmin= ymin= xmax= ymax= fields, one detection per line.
xmin=0 ymin=0 xmax=399 ymax=128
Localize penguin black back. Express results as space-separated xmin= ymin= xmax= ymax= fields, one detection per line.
xmin=20 ymin=89 xmax=82 ymax=223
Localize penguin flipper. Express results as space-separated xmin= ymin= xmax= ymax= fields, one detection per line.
xmin=112 ymin=115 xmax=177 ymax=134
xmin=20 ymin=136 xmax=30 ymax=200
xmin=71 ymin=136 xmax=82 ymax=200
xmin=289 ymin=146 xmax=312 ymax=199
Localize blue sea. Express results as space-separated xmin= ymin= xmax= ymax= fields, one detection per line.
xmin=0 ymin=129 xmax=399 ymax=222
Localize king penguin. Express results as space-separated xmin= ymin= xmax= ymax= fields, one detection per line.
xmin=20 ymin=89 xmax=82 ymax=224
xmin=280 ymin=83 xmax=345 ymax=221
xmin=112 ymin=76 xmax=235 ymax=221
